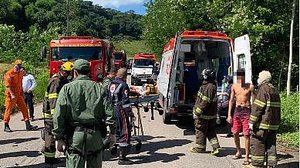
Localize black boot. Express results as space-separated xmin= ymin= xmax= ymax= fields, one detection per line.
xmin=45 ymin=157 xmax=61 ymax=164
xmin=25 ymin=120 xmax=38 ymax=131
xmin=118 ymin=157 xmax=134 ymax=165
xmin=4 ymin=123 xmax=13 ymax=132
xmin=118 ymin=145 xmax=133 ymax=165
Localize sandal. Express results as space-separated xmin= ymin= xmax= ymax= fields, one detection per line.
xmin=232 ymin=154 xmax=242 ymax=159
xmin=242 ymin=160 xmax=251 ymax=165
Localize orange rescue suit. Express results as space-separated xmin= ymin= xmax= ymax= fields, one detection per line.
xmin=3 ymin=68 xmax=29 ymax=123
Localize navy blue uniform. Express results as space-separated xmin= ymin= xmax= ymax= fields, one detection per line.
xmin=108 ymin=78 xmax=133 ymax=145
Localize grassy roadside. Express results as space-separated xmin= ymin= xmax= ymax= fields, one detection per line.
xmin=114 ymin=39 xmax=154 ymax=59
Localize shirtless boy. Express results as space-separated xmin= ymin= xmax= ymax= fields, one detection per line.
xmin=227 ymin=69 xmax=254 ymax=166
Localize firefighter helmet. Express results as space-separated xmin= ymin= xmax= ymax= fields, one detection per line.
xmin=61 ymin=61 xmax=74 ymax=72
xmin=201 ymin=68 xmax=215 ymax=80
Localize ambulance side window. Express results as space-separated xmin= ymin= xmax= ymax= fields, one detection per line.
xmin=238 ymin=54 xmax=246 ymax=69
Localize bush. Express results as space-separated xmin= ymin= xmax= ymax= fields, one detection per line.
xmin=277 ymin=93 xmax=299 ymax=148
xmin=33 ymin=69 xmax=49 ymax=102
xmin=279 ymin=93 xmax=299 ymax=133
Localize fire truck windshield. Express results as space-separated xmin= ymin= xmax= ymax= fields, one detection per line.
xmin=114 ymin=53 xmax=123 ymax=60
xmin=133 ymin=59 xmax=154 ymax=68
xmin=51 ymin=47 xmax=102 ymax=60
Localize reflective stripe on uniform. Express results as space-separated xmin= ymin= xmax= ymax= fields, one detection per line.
xmin=266 ymin=101 xmax=281 ymax=107
xmin=252 ymin=155 xmax=265 ymax=161
xmin=198 ymin=93 xmax=211 ymax=102
xmin=209 ymin=137 xmax=219 ymax=145
xmin=193 ymin=107 xmax=202 ymax=115
xmin=268 ymin=156 xmax=277 ymax=161
xmin=122 ymin=104 xmax=131 ymax=108
xmin=44 ymin=92 xmax=49 ymax=98
xmin=44 ymin=152 xmax=55 ymax=158
xmin=48 ymin=93 xmax=58 ymax=99
xmin=43 ymin=109 xmax=55 ymax=119
xmin=259 ymin=123 xmax=279 ymax=130
xmin=198 ymin=92 xmax=217 ymax=103
xmin=250 ymin=115 xmax=258 ymax=122
xmin=198 ymin=114 xmax=217 ymax=120
xmin=254 ymin=99 xmax=266 ymax=107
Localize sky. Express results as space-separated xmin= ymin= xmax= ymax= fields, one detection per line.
xmin=87 ymin=0 xmax=150 ymax=15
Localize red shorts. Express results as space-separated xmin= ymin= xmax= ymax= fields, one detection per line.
xmin=231 ymin=107 xmax=250 ymax=136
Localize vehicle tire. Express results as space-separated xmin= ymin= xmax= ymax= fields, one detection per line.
xmin=163 ymin=111 xmax=172 ymax=124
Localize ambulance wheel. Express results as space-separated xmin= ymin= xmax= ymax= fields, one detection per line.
xmin=136 ymin=140 xmax=142 ymax=152
xmin=163 ymin=112 xmax=171 ymax=124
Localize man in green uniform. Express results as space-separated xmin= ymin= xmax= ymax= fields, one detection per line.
xmin=102 ymin=67 xmax=117 ymax=89
xmin=52 ymin=59 xmax=116 ymax=168
xmin=42 ymin=61 xmax=73 ymax=164
xmin=189 ymin=68 xmax=221 ymax=156
xmin=250 ymin=71 xmax=281 ymax=168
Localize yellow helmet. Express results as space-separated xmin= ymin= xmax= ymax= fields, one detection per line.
xmin=61 ymin=61 xmax=74 ymax=71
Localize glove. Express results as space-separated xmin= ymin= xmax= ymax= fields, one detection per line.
xmin=10 ymin=93 xmax=15 ymax=99
xmin=56 ymin=140 xmax=66 ymax=152
xmin=193 ymin=113 xmax=198 ymax=120
xmin=108 ymin=133 xmax=116 ymax=148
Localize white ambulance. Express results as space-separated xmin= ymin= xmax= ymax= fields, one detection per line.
xmin=157 ymin=31 xmax=252 ymax=124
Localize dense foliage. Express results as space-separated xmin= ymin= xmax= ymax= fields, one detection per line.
xmin=144 ymin=0 xmax=299 ymax=90
xmin=278 ymin=93 xmax=299 ymax=148
xmin=0 ymin=0 xmax=143 ymax=39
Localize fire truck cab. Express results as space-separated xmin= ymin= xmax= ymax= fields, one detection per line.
xmin=131 ymin=53 xmax=156 ymax=86
xmin=41 ymin=36 xmax=114 ymax=81
xmin=157 ymin=31 xmax=251 ymax=123
xmin=113 ymin=50 xmax=127 ymax=70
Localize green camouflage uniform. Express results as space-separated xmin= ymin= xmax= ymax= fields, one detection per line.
xmin=52 ymin=59 xmax=116 ymax=168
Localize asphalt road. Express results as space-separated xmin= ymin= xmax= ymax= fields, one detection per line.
xmin=0 ymin=75 xmax=298 ymax=167
xmin=0 ymin=103 xmax=298 ymax=168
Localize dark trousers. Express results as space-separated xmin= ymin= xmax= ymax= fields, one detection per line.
xmin=251 ymin=130 xmax=277 ymax=167
xmin=115 ymin=106 xmax=131 ymax=145
xmin=42 ymin=119 xmax=56 ymax=159
xmin=24 ymin=93 xmax=34 ymax=118
xmin=195 ymin=118 xmax=220 ymax=150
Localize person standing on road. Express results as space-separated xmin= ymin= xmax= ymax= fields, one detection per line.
xmin=227 ymin=69 xmax=254 ymax=166
xmin=3 ymin=60 xmax=37 ymax=132
xmin=109 ymin=67 xmax=135 ymax=165
xmin=52 ymin=59 xmax=116 ymax=168
xmin=41 ymin=61 xmax=73 ymax=164
xmin=21 ymin=67 xmax=36 ymax=121
xmin=249 ymin=71 xmax=281 ymax=168
xmin=189 ymin=68 xmax=221 ymax=156
xmin=102 ymin=67 xmax=117 ymax=89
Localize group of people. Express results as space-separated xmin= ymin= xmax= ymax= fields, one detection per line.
xmin=2 ymin=59 xmax=281 ymax=168
xmin=41 ymin=59 xmax=133 ymax=167
xmin=190 ymin=68 xmax=281 ymax=168
xmin=3 ymin=60 xmax=37 ymax=132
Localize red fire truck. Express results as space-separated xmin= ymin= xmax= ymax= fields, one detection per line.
xmin=113 ymin=50 xmax=127 ymax=70
xmin=41 ymin=36 xmax=114 ymax=81
xmin=131 ymin=53 xmax=156 ymax=85
xmin=157 ymin=31 xmax=251 ymax=123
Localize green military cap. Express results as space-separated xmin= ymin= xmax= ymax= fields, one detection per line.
xmin=74 ymin=59 xmax=90 ymax=71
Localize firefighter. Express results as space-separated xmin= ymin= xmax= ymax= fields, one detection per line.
xmin=108 ymin=68 xmax=135 ymax=165
xmin=250 ymin=71 xmax=281 ymax=168
xmin=52 ymin=59 xmax=116 ymax=168
xmin=189 ymin=68 xmax=221 ymax=156
xmin=41 ymin=61 xmax=73 ymax=164
xmin=3 ymin=59 xmax=37 ymax=132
